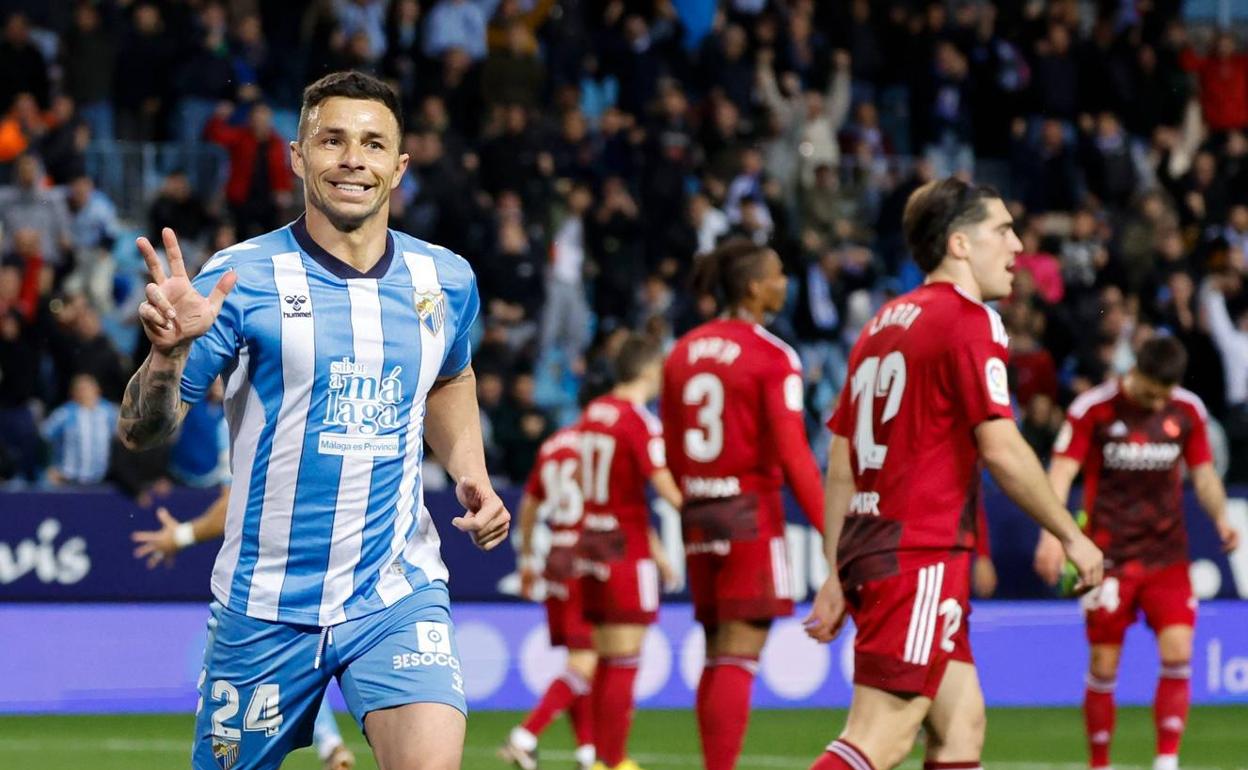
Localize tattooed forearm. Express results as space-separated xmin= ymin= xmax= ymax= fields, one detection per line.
xmin=117 ymin=354 xmax=189 ymax=450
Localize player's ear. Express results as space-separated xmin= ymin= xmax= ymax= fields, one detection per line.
xmin=392 ymin=151 xmax=410 ymax=190
xmin=289 ymin=140 xmax=305 ymax=181
xmin=947 ymin=229 xmax=971 ymax=261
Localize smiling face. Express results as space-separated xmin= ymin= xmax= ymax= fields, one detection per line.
xmin=292 ymin=96 xmax=408 ymax=233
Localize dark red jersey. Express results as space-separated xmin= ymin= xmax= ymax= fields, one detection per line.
xmin=829 ymin=282 xmax=1014 ymax=584
xmin=523 ymin=427 xmax=583 ymax=580
xmin=1054 ymin=379 xmax=1212 ymax=569
xmin=662 ymin=319 xmax=824 ymax=540
xmin=576 ymin=394 xmax=666 ymax=562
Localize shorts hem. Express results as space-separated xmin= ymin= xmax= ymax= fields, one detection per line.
xmin=357 ymin=693 xmax=469 ymax=725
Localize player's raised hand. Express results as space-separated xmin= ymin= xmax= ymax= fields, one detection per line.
xmin=1062 ymin=531 xmax=1104 ymax=591
xmin=1216 ymin=518 xmax=1240 ymax=553
xmin=136 ymin=228 xmax=237 ymax=355
xmin=1033 ymin=529 xmax=1066 ymax=586
xmin=803 ymin=575 xmax=848 ymax=643
xmin=131 ymin=507 xmax=181 ymax=569
xmin=451 ymin=476 xmax=511 ymax=550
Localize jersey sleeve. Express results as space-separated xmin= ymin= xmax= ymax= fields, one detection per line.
xmin=1183 ymin=402 xmax=1214 ymax=468
xmin=761 ymin=357 xmax=825 ymax=532
xmin=180 ymin=255 xmax=244 ymax=405
xmin=950 ymin=313 xmax=1014 ymax=426
xmin=439 ymin=266 xmax=480 ymax=378
xmin=630 ymin=409 xmax=666 ymax=478
xmin=1052 ymin=406 xmax=1095 ymax=465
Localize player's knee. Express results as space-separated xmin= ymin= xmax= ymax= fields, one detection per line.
xmin=1088 ymin=647 xmax=1121 ymax=680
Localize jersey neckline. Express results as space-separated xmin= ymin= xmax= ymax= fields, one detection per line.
xmin=290 ymin=214 xmax=395 ymax=281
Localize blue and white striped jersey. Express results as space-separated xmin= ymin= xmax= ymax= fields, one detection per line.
xmin=41 ymin=400 xmax=118 ymax=484
xmin=180 ymin=216 xmax=480 ymax=626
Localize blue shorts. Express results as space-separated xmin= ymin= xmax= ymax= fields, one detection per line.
xmin=192 ymin=582 xmax=466 ymax=770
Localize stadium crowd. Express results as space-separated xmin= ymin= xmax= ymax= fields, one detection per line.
xmin=1 ymin=0 xmax=1248 ymax=493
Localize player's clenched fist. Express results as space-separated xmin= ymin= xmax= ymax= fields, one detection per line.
xmin=1062 ymin=532 xmax=1104 ymax=592
xmin=136 ymin=227 xmax=236 ymax=355
xmin=451 ymin=476 xmax=511 ymax=550
xmin=803 ymin=575 xmax=848 ymax=643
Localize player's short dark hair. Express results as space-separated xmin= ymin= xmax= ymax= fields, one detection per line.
xmin=902 ymin=177 xmax=1001 ymax=273
xmin=1136 ymin=335 xmax=1187 ymax=386
xmin=690 ymin=238 xmax=770 ymax=308
xmin=298 ymin=71 xmax=403 ymax=141
xmin=614 ymin=334 xmax=663 ymax=383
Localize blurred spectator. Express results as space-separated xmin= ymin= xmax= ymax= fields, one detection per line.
xmin=40 ymin=372 xmax=118 ymax=485
xmin=1077 ymin=112 xmax=1137 ymax=211
xmin=48 ymin=301 xmax=128 ymax=406
xmin=61 ymin=2 xmax=117 ymax=142
xmin=494 ymin=371 xmax=553 ymax=482
xmin=172 ymin=2 xmax=236 ymax=145
xmin=149 ymin=171 xmax=213 ymax=246
xmin=204 ymin=102 xmax=293 ymax=239
xmin=383 ymin=0 xmax=425 ymax=106
xmin=423 ymin=0 xmax=487 ymax=62
xmin=333 ymin=0 xmax=388 ymax=63
xmin=0 ymin=13 xmax=49 ymax=110
xmin=481 ymin=22 xmax=544 ymax=112
xmin=0 ymin=304 xmax=42 ymax=482
xmin=0 ymin=154 xmax=72 ymax=269
xmin=1013 ymin=118 xmax=1080 ymax=213
xmin=588 ymin=176 xmax=644 ymax=329
xmin=1179 ymin=29 xmax=1248 ymax=135
xmin=1201 ymin=274 xmax=1248 ymax=410
xmin=756 ymin=46 xmax=851 ymax=189
xmin=37 ymin=96 xmax=89 ymax=184
xmin=64 ymin=175 xmax=120 ymax=255
xmin=480 ymin=215 xmax=544 ymax=348
xmin=114 ymin=3 xmax=175 ymax=141
xmin=169 ymin=378 xmax=229 ymax=488
xmin=540 ymin=181 xmax=593 ymax=366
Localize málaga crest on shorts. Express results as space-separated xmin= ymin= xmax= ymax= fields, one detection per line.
xmin=414 ymin=289 xmax=447 ymax=335
xmin=212 ymin=737 xmax=240 ymax=770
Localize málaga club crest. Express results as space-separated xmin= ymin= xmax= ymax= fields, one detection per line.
xmin=414 ymin=290 xmax=447 ymax=335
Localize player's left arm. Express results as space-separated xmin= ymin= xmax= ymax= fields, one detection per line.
xmin=1191 ymin=463 xmax=1238 ymax=552
xmin=761 ymin=362 xmax=825 ymax=532
xmin=1183 ymin=398 xmax=1237 ymax=552
xmin=806 ymin=434 xmax=851 ymax=642
xmin=426 ymin=365 xmax=511 ymax=550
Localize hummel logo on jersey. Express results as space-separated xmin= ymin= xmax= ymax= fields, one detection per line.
xmin=1109 ymin=420 xmax=1128 ymax=437
xmin=414 ymin=290 xmax=446 ymax=334
xmin=282 ymin=294 xmax=311 ymax=318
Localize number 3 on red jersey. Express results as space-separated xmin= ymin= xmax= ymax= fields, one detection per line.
xmin=850 ymin=352 xmax=908 ymax=474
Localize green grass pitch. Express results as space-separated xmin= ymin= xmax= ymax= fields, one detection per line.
xmin=1 ymin=707 xmax=1245 ymax=769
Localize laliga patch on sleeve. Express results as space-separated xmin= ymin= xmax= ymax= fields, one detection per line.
xmin=784 ymin=373 xmax=804 ymax=412
xmin=1054 ymin=421 xmax=1073 ymax=454
xmin=985 ymin=357 xmax=1010 ymax=406
xmin=648 ymin=436 xmax=667 ymax=468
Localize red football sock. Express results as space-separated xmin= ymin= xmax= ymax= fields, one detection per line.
xmin=697 ymin=656 xmax=758 ymax=770
xmin=1084 ymin=674 xmax=1117 ymax=768
xmin=811 ymin=739 xmax=875 ymax=770
xmin=1155 ymin=660 xmax=1191 ymax=758
xmin=522 ymin=670 xmax=587 ymax=736
xmin=592 ymin=656 xmax=639 ymax=767
xmin=570 ymin=691 xmax=594 ymax=749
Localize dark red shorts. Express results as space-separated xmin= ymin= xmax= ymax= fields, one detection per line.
xmin=544 ymin=577 xmax=593 ymax=650
xmin=580 ymin=558 xmax=659 ymax=625
xmin=686 ymin=536 xmax=795 ymax=627
xmin=846 ymin=556 xmax=973 ymax=699
xmin=1083 ymin=560 xmax=1196 ymax=645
